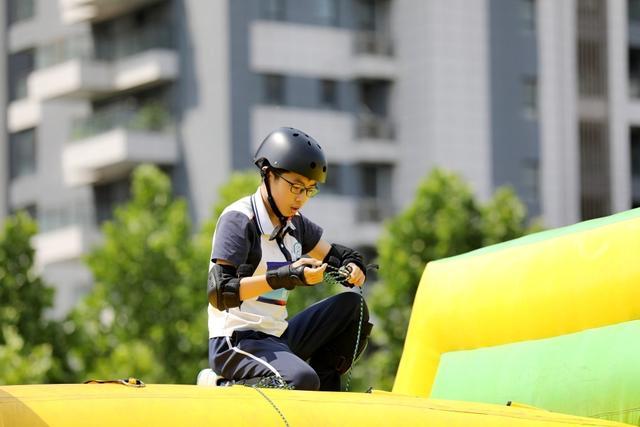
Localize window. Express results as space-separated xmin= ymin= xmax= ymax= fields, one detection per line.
xmin=631 ymin=0 xmax=640 ymax=23
xmin=321 ymin=163 xmax=341 ymax=194
xmin=357 ymin=80 xmax=394 ymax=139
xmin=10 ymin=204 xmax=37 ymax=220
xmin=7 ymin=0 xmax=34 ymax=26
xmin=357 ymin=163 xmax=393 ymax=222
xmin=8 ymin=49 xmax=35 ymax=101
xmin=316 ymin=0 xmax=339 ymax=26
xmin=261 ymin=0 xmax=285 ymax=20
xmin=521 ymin=0 xmax=536 ymax=31
xmin=632 ymin=129 xmax=640 ymax=177
xmin=522 ymin=159 xmax=539 ymax=206
xmin=94 ymin=178 xmax=131 ymax=224
xmin=579 ymin=121 xmax=610 ymax=220
xmin=262 ymin=74 xmax=285 ymax=105
xmin=356 ymin=0 xmax=376 ymax=31
xmin=522 ymin=76 xmax=538 ymax=117
xmin=578 ymin=0 xmax=605 ymax=19
xmin=9 ymin=128 xmax=36 ymax=180
xmin=359 ymin=80 xmax=391 ymax=116
xmin=629 ymin=49 xmax=640 ymax=98
xmin=319 ymin=79 xmax=338 ymax=109
xmin=631 ymin=128 xmax=640 ymax=208
xmin=578 ymin=40 xmax=606 ymax=97
xmin=92 ymin=1 xmax=173 ymax=61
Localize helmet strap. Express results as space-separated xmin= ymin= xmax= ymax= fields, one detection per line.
xmin=262 ymin=167 xmax=288 ymax=240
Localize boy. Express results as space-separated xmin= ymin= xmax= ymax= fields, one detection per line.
xmin=207 ymin=127 xmax=372 ymax=391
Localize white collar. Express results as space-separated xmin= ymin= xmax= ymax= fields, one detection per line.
xmin=251 ymin=187 xmax=296 ymax=237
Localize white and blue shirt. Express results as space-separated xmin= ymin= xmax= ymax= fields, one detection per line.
xmin=207 ymin=188 xmax=323 ymax=338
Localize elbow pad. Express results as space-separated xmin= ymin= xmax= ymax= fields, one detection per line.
xmin=323 ymin=243 xmax=366 ymax=277
xmin=208 ymin=263 xmax=254 ymax=310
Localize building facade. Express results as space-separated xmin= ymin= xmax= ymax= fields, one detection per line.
xmin=1 ymin=0 xmax=637 ymax=316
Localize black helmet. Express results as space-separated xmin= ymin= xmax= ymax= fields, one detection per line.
xmin=254 ymin=127 xmax=327 ymax=183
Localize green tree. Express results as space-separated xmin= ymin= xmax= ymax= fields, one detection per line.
xmin=0 ymin=212 xmax=55 ymax=384
xmin=0 ymin=326 xmax=52 ymax=384
xmin=66 ymin=165 xmax=207 ymax=383
xmin=355 ymin=169 xmax=540 ymax=391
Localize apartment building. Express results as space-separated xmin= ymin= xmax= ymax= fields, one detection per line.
xmin=1 ymin=0 xmax=636 ymax=316
xmin=2 ymin=0 xmax=231 ymax=315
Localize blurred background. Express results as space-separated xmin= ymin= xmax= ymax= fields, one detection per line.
xmin=0 ymin=0 xmax=637 ymax=389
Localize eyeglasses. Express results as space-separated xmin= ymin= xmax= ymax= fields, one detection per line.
xmin=273 ymin=171 xmax=319 ymax=197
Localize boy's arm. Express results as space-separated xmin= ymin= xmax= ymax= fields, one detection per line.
xmin=211 ymin=258 xmax=327 ymax=309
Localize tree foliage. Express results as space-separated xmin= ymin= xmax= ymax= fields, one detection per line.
xmin=66 ymin=165 xmax=207 ymax=383
xmin=356 ymin=169 xmax=541 ymax=390
xmin=0 ymin=212 xmax=55 ymax=384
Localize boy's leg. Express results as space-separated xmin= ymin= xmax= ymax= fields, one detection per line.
xmin=285 ymin=292 xmax=373 ymax=391
xmin=209 ymin=331 xmax=320 ymax=390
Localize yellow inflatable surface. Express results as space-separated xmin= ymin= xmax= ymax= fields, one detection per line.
xmin=394 ymin=208 xmax=640 ymax=425
xmin=0 ymin=383 xmax=630 ymax=427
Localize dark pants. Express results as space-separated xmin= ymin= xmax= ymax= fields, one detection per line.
xmin=209 ymin=292 xmax=372 ymax=391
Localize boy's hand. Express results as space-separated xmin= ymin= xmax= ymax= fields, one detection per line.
xmin=291 ymin=258 xmax=327 ymax=285
xmin=345 ymin=263 xmax=365 ymax=287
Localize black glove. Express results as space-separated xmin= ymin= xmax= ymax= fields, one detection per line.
xmin=266 ymin=263 xmax=307 ymax=290
xmin=323 ymin=244 xmax=366 ymax=276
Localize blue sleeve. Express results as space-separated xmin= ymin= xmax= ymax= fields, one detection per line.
xmin=297 ymin=214 xmax=323 ymax=255
xmin=211 ymin=211 xmax=252 ymax=267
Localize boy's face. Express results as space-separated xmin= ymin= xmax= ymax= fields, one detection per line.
xmin=269 ymin=170 xmax=318 ymax=217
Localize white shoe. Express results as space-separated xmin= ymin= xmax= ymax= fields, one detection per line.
xmin=196 ymin=368 xmax=224 ymax=386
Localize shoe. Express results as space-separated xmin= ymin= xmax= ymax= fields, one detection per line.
xmin=196 ymin=368 xmax=224 ymax=386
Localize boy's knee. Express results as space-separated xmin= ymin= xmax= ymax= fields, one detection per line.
xmin=334 ymin=292 xmax=369 ymax=322
xmin=289 ymin=366 xmax=320 ymax=391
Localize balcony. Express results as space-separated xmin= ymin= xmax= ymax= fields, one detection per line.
xmin=32 ymin=199 xmax=100 ymax=267
xmin=354 ymin=114 xmax=398 ymax=162
xmin=356 ymin=114 xmax=395 ymax=141
xmin=250 ymin=21 xmax=395 ymax=80
xmin=62 ymin=103 xmax=177 ymax=186
xmin=252 ymin=106 xmax=398 ymax=163
xmin=33 ymin=225 xmax=101 ymax=268
xmin=60 ymin=0 xmax=161 ymax=24
xmin=7 ymin=98 xmax=41 ymax=132
xmin=352 ymin=31 xmax=396 ymax=80
xmin=28 ymin=30 xmax=177 ymax=100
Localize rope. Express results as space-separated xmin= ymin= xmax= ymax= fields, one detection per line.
xmin=251 ymin=386 xmax=290 ymax=427
xmin=324 ymin=263 xmax=376 ymax=392
xmin=344 ymin=286 xmax=364 ymax=392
